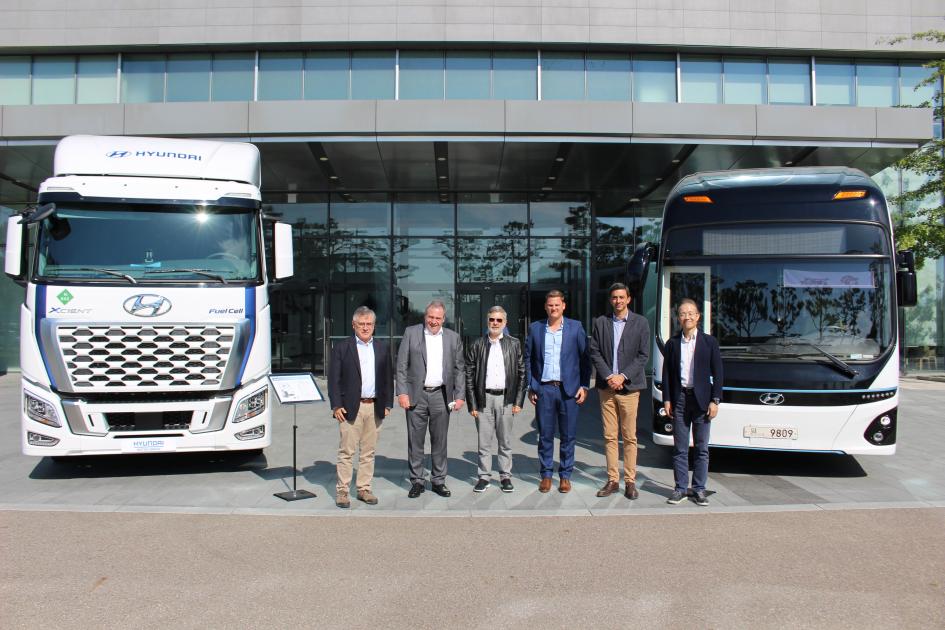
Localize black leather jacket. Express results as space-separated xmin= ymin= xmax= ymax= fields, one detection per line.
xmin=464 ymin=335 xmax=527 ymax=410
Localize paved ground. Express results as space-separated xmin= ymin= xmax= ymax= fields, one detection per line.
xmin=1 ymin=374 xmax=944 ymax=628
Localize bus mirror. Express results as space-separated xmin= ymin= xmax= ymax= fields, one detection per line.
xmin=627 ymin=242 xmax=657 ymax=295
xmin=273 ymin=222 xmax=294 ymax=280
xmin=896 ymin=250 xmax=917 ymax=307
xmin=4 ymin=215 xmax=24 ymax=278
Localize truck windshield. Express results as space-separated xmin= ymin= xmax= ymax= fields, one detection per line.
xmin=35 ymin=204 xmax=259 ymax=284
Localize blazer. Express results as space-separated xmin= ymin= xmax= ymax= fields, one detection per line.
xmin=661 ymin=328 xmax=723 ymax=413
xmin=464 ymin=335 xmax=527 ymax=410
xmin=588 ymin=311 xmax=650 ymax=392
xmin=328 ymin=336 xmax=394 ymax=421
xmin=396 ymin=323 xmax=465 ymax=403
xmin=524 ymin=317 xmax=591 ymax=398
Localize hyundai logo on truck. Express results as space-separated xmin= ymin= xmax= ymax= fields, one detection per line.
xmin=106 ymin=150 xmax=202 ymax=161
xmin=123 ymin=294 xmax=172 ymax=317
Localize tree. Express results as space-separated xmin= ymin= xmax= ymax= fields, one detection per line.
xmin=887 ymin=30 xmax=945 ymax=267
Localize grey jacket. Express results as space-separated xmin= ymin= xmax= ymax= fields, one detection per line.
xmin=396 ymin=323 xmax=466 ymax=404
xmin=588 ymin=311 xmax=650 ymax=391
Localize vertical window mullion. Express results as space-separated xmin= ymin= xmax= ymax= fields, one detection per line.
xmin=537 ymin=50 xmax=542 ymax=101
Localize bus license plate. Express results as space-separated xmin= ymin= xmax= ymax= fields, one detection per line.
xmin=743 ymin=425 xmax=798 ymax=440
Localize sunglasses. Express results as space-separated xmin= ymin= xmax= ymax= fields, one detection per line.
xmin=488 ymin=317 xmax=505 ymax=323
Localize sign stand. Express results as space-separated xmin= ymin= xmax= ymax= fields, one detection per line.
xmin=269 ymin=373 xmax=323 ymax=502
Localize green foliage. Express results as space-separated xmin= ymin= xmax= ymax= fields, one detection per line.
xmin=887 ymin=30 xmax=945 ymax=268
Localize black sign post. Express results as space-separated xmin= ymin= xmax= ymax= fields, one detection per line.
xmin=269 ymin=373 xmax=322 ymax=501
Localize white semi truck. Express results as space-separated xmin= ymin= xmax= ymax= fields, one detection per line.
xmin=5 ymin=135 xmax=294 ymax=457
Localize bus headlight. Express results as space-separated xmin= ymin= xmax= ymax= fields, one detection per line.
xmin=233 ymin=388 xmax=267 ymax=423
xmin=864 ymin=409 xmax=896 ymax=445
xmin=25 ymin=393 xmax=61 ymax=428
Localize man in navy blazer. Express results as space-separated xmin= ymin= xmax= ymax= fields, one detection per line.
xmin=661 ymin=298 xmax=723 ymax=506
xmin=525 ymin=289 xmax=591 ymax=493
xmin=328 ymin=306 xmax=393 ymax=508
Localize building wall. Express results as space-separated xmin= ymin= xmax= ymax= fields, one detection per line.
xmin=0 ymin=0 xmax=943 ymax=53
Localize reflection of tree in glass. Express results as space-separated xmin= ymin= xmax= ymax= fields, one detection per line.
xmin=837 ymin=288 xmax=867 ymax=337
xmin=866 ymin=262 xmax=889 ymax=344
xmin=768 ymin=287 xmax=803 ymax=338
xmin=550 ymin=205 xmax=590 ymax=276
xmin=718 ymin=280 xmax=769 ymax=342
xmin=449 ymin=220 xmax=532 ymax=283
xmin=805 ymin=287 xmax=841 ymax=341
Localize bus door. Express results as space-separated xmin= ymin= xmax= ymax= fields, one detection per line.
xmin=661 ymin=266 xmax=712 ymax=339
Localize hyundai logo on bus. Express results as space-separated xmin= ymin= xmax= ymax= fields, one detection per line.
xmin=123 ymin=294 xmax=172 ymax=317
xmin=759 ymin=392 xmax=786 ymax=405
xmin=106 ymin=150 xmax=202 ymax=161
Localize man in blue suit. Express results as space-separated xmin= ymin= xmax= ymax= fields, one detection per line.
xmin=661 ymin=298 xmax=723 ymax=506
xmin=525 ymin=289 xmax=591 ymax=493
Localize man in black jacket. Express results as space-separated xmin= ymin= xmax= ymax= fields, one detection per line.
xmin=464 ymin=306 xmax=526 ymax=493
xmin=661 ymin=298 xmax=723 ymax=507
xmin=328 ymin=306 xmax=393 ymax=508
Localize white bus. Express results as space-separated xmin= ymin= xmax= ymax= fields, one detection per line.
xmin=629 ymin=167 xmax=917 ymax=455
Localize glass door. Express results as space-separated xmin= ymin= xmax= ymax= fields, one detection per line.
xmin=456 ymin=283 xmax=527 ymax=348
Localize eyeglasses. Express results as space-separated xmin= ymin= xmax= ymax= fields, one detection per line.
xmin=488 ymin=318 xmax=505 ymax=323
xmin=677 ymin=312 xmax=699 ymax=318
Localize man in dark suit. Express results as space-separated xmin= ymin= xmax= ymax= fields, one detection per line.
xmin=661 ymin=298 xmax=723 ymax=506
xmin=588 ymin=282 xmax=650 ymax=500
xmin=525 ymin=289 xmax=591 ymax=493
xmin=328 ymin=306 xmax=393 ymax=509
xmin=396 ymin=300 xmax=465 ymax=498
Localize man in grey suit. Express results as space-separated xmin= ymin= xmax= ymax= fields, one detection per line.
xmin=397 ymin=300 xmax=465 ymax=498
xmin=588 ymin=282 xmax=650 ymax=500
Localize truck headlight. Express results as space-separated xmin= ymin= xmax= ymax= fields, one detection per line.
xmin=25 ymin=393 xmax=61 ymax=428
xmin=235 ymin=425 xmax=265 ymax=441
xmin=28 ymin=432 xmax=60 ymax=447
xmin=233 ymin=388 xmax=267 ymax=423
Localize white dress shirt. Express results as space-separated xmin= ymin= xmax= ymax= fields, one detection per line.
xmin=680 ymin=331 xmax=697 ymax=389
xmin=423 ymin=327 xmax=444 ymax=387
xmin=355 ymin=336 xmax=375 ymax=398
xmin=485 ymin=334 xmax=506 ymax=390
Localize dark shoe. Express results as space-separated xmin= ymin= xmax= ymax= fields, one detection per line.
xmin=336 ymin=493 xmax=350 ymax=509
xmin=596 ymin=480 xmax=619 ymax=497
xmin=408 ymin=482 xmax=425 ymax=498
xmin=538 ymin=477 xmax=553 ymax=493
xmin=624 ymin=482 xmax=639 ymax=500
xmin=558 ymin=478 xmax=572 ymax=493
xmin=693 ymin=490 xmax=709 ymax=506
xmin=667 ymin=490 xmax=686 ymax=505
xmin=432 ymin=483 xmax=452 ymax=497
xmin=500 ymin=478 xmax=514 ymax=493
xmin=473 ymin=479 xmax=490 ymax=493
xmin=357 ymin=489 xmax=378 ymax=505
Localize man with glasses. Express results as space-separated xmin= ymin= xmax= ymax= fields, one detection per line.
xmin=464 ymin=306 xmax=526 ymax=493
xmin=397 ymin=300 xmax=466 ymax=498
xmin=328 ymin=306 xmax=393 ymax=508
xmin=661 ymin=298 xmax=723 ymax=506
xmin=589 ymin=282 xmax=650 ymax=500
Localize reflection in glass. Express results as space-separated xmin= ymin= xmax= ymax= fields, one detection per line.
xmin=587 ymin=53 xmax=630 ymax=101
xmin=121 ymin=55 xmax=165 ymax=103
xmin=768 ymin=58 xmax=810 ymax=105
xmin=330 ymin=199 xmax=390 ymax=236
xmin=399 ymin=50 xmax=445 ymax=99
xmin=394 ymin=238 xmax=455 ymax=332
xmin=457 ymin=238 xmax=528 ymax=283
xmin=0 ymin=56 xmax=30 ymax=105
xmin=446 ymin=51 xmax=491 ymax=99
xmin=266 ymin=202 xmax=329 ymax=237
xmin=457 ymin=200 xmax=528 ymax=236
xmin=680 ymin=56 xmax=722 ymax=104
xmin=305 ymin=52 xmax=349 ymax=99
xmin=530 ymin=201 xmax=591 ymax=237
xmin=815 ymin=59 xmax=854 ymax=106
xmin=632 ymin=54 xmax=676 ymax=102
xmin=166 ymin=54 xmax=211 ymax=102
xmin=541 ymin=52 xmax=584 ymax=100
xmin=900 ymin=62 xmax=936 ymax=107
xmin=857 ymin=60 xmax=898 ymax=107
xmin=258 ymin=53 xmax=302 ymax=101
xmin=394 ymin=199 xmax=453 ymax=236
xmin=531 ymin=238 xmax=589 ymax=284
xmin=351 ymin=51 xmax=395 ymax=99
xmin=32 ymin=56 xmax=76 ymax=105
xmin=330 ymin=238 xmax=391 ymax=337
xmin=494 ymin=52 xmax=537 ymax=100
xmin=723 ymin=57 xmax=765 ymax=104
xmin=212 ymin=53 xmax=254 ymax=101
xmin=77 ymin=55 xmax=118 ymax=104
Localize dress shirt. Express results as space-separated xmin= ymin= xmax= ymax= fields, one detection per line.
xmin=485 ymin=334 xmax=506 ymax=390
xmin=611 ymin=314 xmax=627 ymax=377
xmin=355 ymin=336 xmax=376 ymax=398
xmin=541 ymin=321 xmax=564 ymax=382
xmin=680 ymin=331 xmax=697 ymax=389
xmin=423 ymin=327 xmax=444 ymax=387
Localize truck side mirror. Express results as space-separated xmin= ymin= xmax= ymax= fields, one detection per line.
xmin=4 ymin=215 xmax=24 ymax=279
xmin=273 ymin=222 xmax=294 ymax=280
xmin=627 ymin=242 xmax=657 ymax=296
xmin=896 ymin=249 xmax=917 ymax=307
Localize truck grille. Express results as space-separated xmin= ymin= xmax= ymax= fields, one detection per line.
xmin=54 ymin=323 xmax=239 ymax=392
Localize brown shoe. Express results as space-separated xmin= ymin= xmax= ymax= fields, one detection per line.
xmin=336 ymin=492 xmax=350 ymax=509
xmin=357 ymin=489 xmax=378 ymax=505
xmin=596 ymin=480 xmax=619 ymax=497
xmin=539 ymin=477 xmax=553 ymax=493
xmin=624 ymin=482 xmax=639 ymax=500
xmin=558 ymin=478 xmax=572 ymax=493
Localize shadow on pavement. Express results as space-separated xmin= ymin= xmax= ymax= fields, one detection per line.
xmin=29 ymin=451 xmax=269 ymax=480
xmin=707 ymin=448 xmax=867 ymax=478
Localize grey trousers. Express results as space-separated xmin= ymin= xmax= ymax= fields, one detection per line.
xmin=406 ymin=388 xmax=450 ymax=485
xmin=475 ymin=393 xmax=513 ymax=480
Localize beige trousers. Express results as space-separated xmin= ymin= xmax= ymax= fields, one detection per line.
xmin=336 ymin=402 xmax=382 ymax=494
xmin=599 ymin=389 xmax=640 ymax=483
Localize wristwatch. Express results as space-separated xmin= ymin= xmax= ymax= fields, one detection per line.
xmin=711 ymin=398 xmax=721 ymax=405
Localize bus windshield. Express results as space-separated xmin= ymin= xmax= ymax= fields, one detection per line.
xmin=661 ymin=223 xmax=894 ymax=361
xmin=35 ymin=204 xmax=260 ymax=284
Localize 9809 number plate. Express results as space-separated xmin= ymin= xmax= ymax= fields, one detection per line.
xmin=743 ymin=425 xmax=798 ymax=440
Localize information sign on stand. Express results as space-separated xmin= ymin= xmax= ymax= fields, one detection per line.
xmin=269 ymin=373 xmax=323 ymax=501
